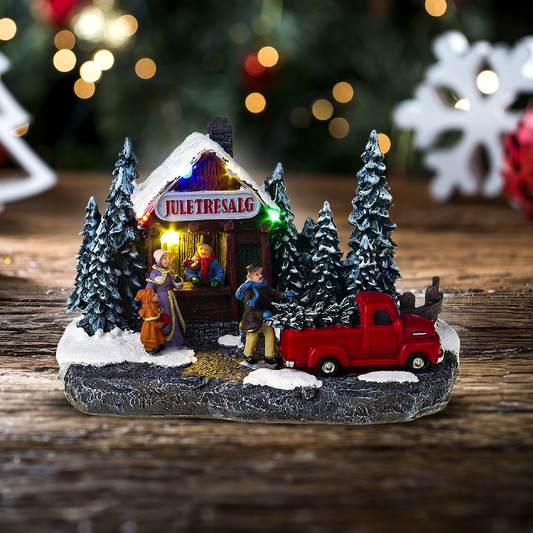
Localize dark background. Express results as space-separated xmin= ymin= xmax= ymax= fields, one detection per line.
xmin=0 ymin=0 xmax=530 ymax=177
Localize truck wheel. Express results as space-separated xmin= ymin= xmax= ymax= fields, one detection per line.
xmin=318 ymin=358 xmax=340 ymax=377
xmin=407 ymin=353 xmax=429 ymax=372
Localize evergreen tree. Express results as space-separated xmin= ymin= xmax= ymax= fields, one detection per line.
xmin=66 ymin=197 xmax=101 ymax=315
xmin=265 ymin=295 xmax=359 ymax=330
xmin=346 ymin=130 xmax=401 ymax=300
xmin=102 ymin=138 xmax=146 ymax=332
xmin=297 ymin=216 xmax=317 ymax=301
xmin=76 ymin=221 xmax=126 ymax=336
xmin=304 ymin=201 xmax=344 ymax=306
xmin=263 ymin=162 xmax=303 ymax=295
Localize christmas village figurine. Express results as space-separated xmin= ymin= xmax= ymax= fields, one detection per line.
xmin=235 ymin=263 xmax=293 ymax=365
xmin=183 ymin=235 xmax=224 ymax=287
xmin=146 ymin=249 xmax=186 ymax=348
xmin=56 ymin=118 xmax=460 ymax=424
xmin=135 ymin=287 xmax=169 ymax=354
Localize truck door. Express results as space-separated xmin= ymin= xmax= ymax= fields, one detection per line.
xmin=370 ymin=309 xmax=397 ymax=355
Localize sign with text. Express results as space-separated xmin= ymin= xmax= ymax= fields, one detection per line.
xmin=156 ymin=190 xmax=261 ymax=221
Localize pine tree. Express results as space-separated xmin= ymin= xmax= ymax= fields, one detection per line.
xmin=297 ymin=216 xmax=317 ymax=302
xmin=263 ymin=162 xmax=303 ymax=295
xmin=304 ymin=201 xmax=344 ymax=306
xmin=66 ymin=197 xmax=101 ymax=315
xmin=76 ymin=221 xmax=126 ymax=336
xmin=102 ymin=138 xmax=146 ymax=332
xmin=346 ymin=130 xmax=401 ymax=300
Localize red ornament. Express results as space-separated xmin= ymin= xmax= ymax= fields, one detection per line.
xmin=502 ymin=104 xmax=533 ymax=218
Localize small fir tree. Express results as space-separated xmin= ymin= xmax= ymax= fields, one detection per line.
xmin=346 ymin=130 xmax=400 ymax=300
xmin=102 ymin=138 xmax=146 ymax=331
xmin=66 ymin=197 xmax=101 ymax=315
xmin=297 ymin=216 xmax=317 ymax=302
xmin=263 ymin=162 xmax=303 ymax=295
xmin=76 ymin=221 xmax=126 ymax=336
xmin=303 ymin=201 xmax=344 ymax=306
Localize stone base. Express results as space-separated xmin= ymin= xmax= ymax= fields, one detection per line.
xmin=62 ymin=350 xmax=459 ymax=425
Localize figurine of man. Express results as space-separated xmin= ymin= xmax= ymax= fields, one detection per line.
xmin=183 ymin=235 xmax=224 ymax=287
xmin=235 ymin=263 xmax=293 ymax=365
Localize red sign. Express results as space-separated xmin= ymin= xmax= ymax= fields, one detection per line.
xmin=155 ymin=191 xmax=261 ymax=221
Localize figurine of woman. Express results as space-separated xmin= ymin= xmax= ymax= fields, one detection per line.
xmin=146 ymin=249 xmax=186 ymax=348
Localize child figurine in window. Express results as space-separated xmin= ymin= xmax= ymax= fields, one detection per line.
xmin=146 ymin=249 xmax=186 ymax=348
xmin=135 ymin=287 xmax=169 ymax=354
xmin=235 ymin=263 xmax=293 ymax=365
xmin=183 ymin=235 xmax=224 ymax=287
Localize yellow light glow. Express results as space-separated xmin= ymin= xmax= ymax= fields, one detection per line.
xmin=0 ymin=18 xmax=16 ymax=41
xmin=74 ymin=79 xmax=95 ymax=99
xmin=312 ymin=99 xmax=334 ymax=121
xmin=54 ymin=30 xmax=76 ymax=50
xmin=135 ymin=58 xmax=156 ymax=79
xmin=455 ymin=98 xmax=471 ymax=111
xmin=74 ymin=7 xmax=105 ymax=42
xmin=94 ymin=50 xmax=114 ymax=70
xmin=425 ymin=0 xmax=447 ymax=17
xmin=245 ymin=92 xmax=266 ymax=113
xmin=258 ymin=46 xmax=279 ymax=68
xmin=80 ymin=61 xmax=102 ymax=82
xmin=118 ymin=15 xmax=138 ymax=36
xmin=4 ymin=257 xmax=11 ymax=265
xmin=477 ymin=70 xmax=499 ymax=94
xmin=10 ymin=123 xmax=29 ymax=137
xmin=328 ymin=118 xmax=350 ymax=139
xmin=333 ymin=82 xmax=354 ymax=103
xmin=53 ymin=50 xmax=77 ymax=72
xmin=229 ymin=23 xmax=250 ymax=43
xmin=377 ymin=133 xmax=391 ymax=154
xmin=161 ymin=230 xmax=181 ymax=247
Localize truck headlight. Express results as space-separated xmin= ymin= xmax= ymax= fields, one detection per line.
xmin=285 ymin=360 xmax=295 ymax=368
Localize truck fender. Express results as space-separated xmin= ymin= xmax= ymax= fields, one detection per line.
xmin=398 ymin=344 xmax=428 ymax=366
xmin=307 ymin=346 xmax=349 ymax=369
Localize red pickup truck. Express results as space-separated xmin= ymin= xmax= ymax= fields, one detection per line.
xmin=278 ymin=291 xmax=443 ymax=376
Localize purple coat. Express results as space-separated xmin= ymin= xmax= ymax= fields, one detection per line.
xmin=146 ymin=264 xmax=186 ymax=348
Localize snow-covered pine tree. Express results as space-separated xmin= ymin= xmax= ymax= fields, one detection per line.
xmin=304 ymin=201 xmax=344 ymax=306
xmin=346 ymin=130 xmax=401 ymax=300
xmin=76 ymin=220 xmax=126 ymax=336
xmin=263 ymin=162 xmax=304 ymax=296
xmin=296 ymin=216 xmax=317 ymax=303
xmin=102 ymin=138 xmax=146 ymax=331
xmin=66 ymin=197 xmax=101 ymax=315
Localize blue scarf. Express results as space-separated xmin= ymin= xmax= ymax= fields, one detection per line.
xmin=235 ymin=279 xmax=267 ymax=307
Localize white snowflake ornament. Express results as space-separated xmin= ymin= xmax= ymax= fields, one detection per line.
xmin=393 ymin=31 xmax=533 ymax=201
xmin=0 ymin=52 xmax=56 ymax=212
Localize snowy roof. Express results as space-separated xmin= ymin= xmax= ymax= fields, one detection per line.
xmin=131 ymin=132 xmax=277 ymax=219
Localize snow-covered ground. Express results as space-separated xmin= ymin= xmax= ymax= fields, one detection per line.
xmin=436 ymin=319 xmax=460 ymax=357
xmin=56 ymin=318 xmax=459 ymax=390
xmin=56 ymin=320 xmax=196 ymax=381
xmin=218 ymin=334 xmax=243 ymax=348
xmin=358 ymin=371 xmax=419 ymax=383
xmin=243 ymin=368 xmax=322 ymax=390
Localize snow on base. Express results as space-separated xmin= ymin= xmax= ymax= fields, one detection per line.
xmin=358 ymin=371 xmax=419 ymax=384
xmin=218 ymin=334 xmax=243 ymax=348
xmin=56 ymin=319 xmax=196 ymax=381
xmin=243 ymin=368 xmax=322 ymax=390
xmin=436 ymin=319 xmax=460 ymax=357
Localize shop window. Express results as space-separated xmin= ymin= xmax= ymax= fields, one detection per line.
xmin=161 ymin=231 xmax=227 ymax=286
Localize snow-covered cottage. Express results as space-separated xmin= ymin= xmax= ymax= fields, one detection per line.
xmin=131 ymin=118 xmax=279 ymax=323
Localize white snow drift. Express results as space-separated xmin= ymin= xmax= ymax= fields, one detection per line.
xmin=56 ymin=319 xmax=196 ymax=380
xmin=243 ymin=368 xmax=323 ymax=390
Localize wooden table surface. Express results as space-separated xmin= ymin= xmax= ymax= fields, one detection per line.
xmin=1 ymin=172 xmax=532 ymax=533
